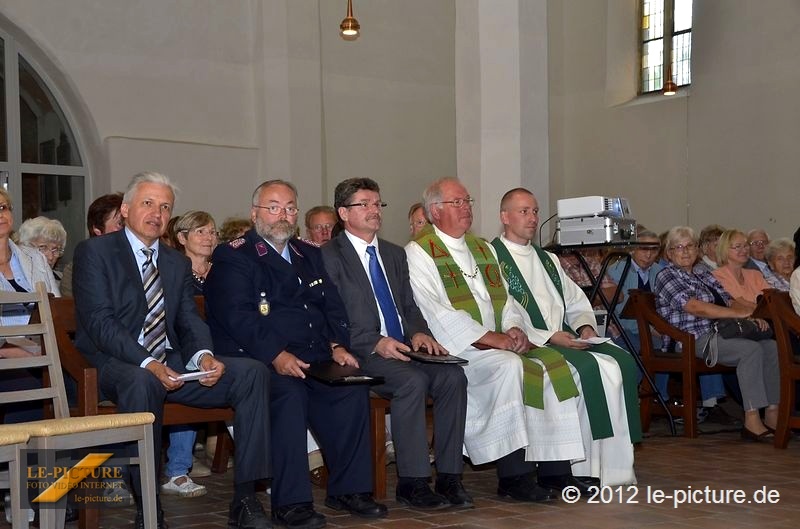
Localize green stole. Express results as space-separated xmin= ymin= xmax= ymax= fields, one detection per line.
xmin=491 ymin=237 xmax=642 ymax=443
xmin=413 ymin=225 xmax=578 ymax=410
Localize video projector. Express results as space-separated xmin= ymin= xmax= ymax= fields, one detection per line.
xmin=555 ymin=196 xmax=637 ymax=246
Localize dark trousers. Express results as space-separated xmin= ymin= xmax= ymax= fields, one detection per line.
xmin=269 ymin=374 xmax=371 ymax=507
xmin=98 ymin=354 xmax=271 ymax=494
xmin=363 ymin=354 xmax=467 ymax=478
xmin=495 ymin=448 xmax=571 ymax=479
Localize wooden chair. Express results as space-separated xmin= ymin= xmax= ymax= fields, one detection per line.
xmin=625 ymin=289 xmax=734 ymax=438
xmin=0 ymin=283 xmax=157 ymax=529
xmin=759 ymin=289 xmax=800 ymax=448
xmin=0 ymin=428 xmax=30 ymax=529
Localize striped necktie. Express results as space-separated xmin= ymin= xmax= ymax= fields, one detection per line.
xmin=141 ymin=248 xmax=167 ymax=363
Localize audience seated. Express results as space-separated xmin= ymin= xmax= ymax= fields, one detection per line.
xmin=713 ymin=229 xmax=770 ymax=311
xmin=654 ymin=226 xmax=779 ymax=442
xmin=17 ymin=215 xmax=67 ymax=283
xmin=157 ymin=210 xmax=221 ymax=498
xmin=217 ymin=216 xmax=251 ymax=244
xmin=303 ymin=205 xmax=337 ymax=246
xmin=73 ymin=172 xmax=272 ymax=529
xmin=60 ymin=192 xmax=124 ymax=297
xmin=205 ymin=180 xmax=387 ymax=528
xmin=408 ymin=202 xmax=428 ymax=238
xmin=790 ymin=227 xmax=800 ymax=315
xmin=765 ymin=238 xmax=794 ymax=291
xmin=746 ymin=228 xmax=785 ymax=289
xmin=693 ymin=224 xmax=725 ymax=274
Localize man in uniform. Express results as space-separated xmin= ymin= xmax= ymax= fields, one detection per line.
xmin=73 ymin=172 xmax=272 ymax=529
xmin=321 ymin=178 xmax=471 ymax=509
xmin=204 ymin=180 xmax=387 ymax=529
xmin=406 ymin=177 xmax=592 ymax=501
xmin=491 ymin=187 xmax=641 ymax=486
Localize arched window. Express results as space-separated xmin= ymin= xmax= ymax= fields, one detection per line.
xmin=0 ymin=28 xmax=89 ymax=267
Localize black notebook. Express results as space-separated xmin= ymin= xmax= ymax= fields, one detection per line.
xmin=303 ymin=361 xmax=385 ymax=386
xmin=402 ymin=349 xmax=469 ymax=365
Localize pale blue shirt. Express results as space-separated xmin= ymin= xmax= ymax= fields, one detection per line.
xmin=0 ymin=251 xmax=34 ymax=326
xmin=124 ymin=228 xmax=211 ymax=370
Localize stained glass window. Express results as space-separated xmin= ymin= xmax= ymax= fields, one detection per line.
xmin=641 ymin=0 xmax=692 ymax=94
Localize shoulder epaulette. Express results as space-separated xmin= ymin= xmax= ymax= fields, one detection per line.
xmin=229 ymin=237 xmax=246 ymax=249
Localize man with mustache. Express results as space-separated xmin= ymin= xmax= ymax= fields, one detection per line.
xmin=321 ymin=178 xmax=471 ymax=509
xmin=204 ymin=180 xmax=387 ymax=529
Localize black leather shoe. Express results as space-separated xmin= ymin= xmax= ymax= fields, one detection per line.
xmin=395 ymin=479 xmax=449 ymax=509
xmin=325 ymin=493 xmax=388 ymax=518
xmin=538 ymin=474 xmax=599 ymax=496
xmin=135 ymin=507 xmax=168 ymax=529
xmin=497 ymin=473 xmax=558 ymax=503
xmin=228 ymin=495 xmax=272 ymax=529
xmin=435 ymin=476 xmax=474 ymax=508
xmin=271 ymin=503 xmax=325 ymax=529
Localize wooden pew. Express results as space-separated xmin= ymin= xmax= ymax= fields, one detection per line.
xmin=624 ymin=290 xmax=734 ymax=438
xmin=759 ymin=289 xmax=800 ymax=448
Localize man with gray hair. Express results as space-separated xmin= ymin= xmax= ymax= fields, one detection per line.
xmin=74 ymin=171 xmax=272 ymax=529
xmin=745 ymin=228 xmax=785 ymax=289
xmin=205 ymin=179 xmax=387 ymax=528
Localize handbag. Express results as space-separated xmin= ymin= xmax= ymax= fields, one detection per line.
xmin=701 ymin=318 xmax=773 ymax=368
xmin=714 ymin=318 xmax=773 ymax=341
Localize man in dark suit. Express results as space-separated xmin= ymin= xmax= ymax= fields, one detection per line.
xmin=320 ymin=178 xmax=471 ymax=509
xmin=204 ymin=180 xmax=387 ymax=529
xmin=73 ymin=172 xmax=272 ymax=529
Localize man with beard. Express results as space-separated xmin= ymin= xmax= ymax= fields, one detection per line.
xmin=204 ymin=180 xmax=387 ymax=529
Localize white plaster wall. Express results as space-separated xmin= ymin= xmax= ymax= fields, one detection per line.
xmin=549 ymin=0 xmax=800 ymax=238
xmin=0 ymin=0 xmax=458 ymax=245
xmin=318 ymin=0 xmax=456 ymax=244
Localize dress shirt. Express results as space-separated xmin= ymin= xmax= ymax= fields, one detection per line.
xmin=123 ymin=227 xmax=211 ymax=370
xmin=343 ymin=229 xmax=404 ymax=344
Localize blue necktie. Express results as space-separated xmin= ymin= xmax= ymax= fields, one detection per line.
xmin=366 ymin=245 xmax=404 ymax=341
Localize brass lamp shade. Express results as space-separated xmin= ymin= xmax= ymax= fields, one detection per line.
xmin=663 ymin=78 xmax=678 ymax=96
xmin=340 ymin=0 xmax=360 ymax=40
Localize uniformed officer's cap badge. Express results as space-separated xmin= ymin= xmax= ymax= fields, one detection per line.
xmin=229 ymin=237 xmax=246 ymax=249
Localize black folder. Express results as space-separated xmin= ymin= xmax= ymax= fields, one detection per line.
xmin=401 ymin=349 xmax=469 ymax=365
xmin=303 ymin=360 xmax=384 ymax=386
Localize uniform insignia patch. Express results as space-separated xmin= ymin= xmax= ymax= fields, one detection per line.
xmin=258 ymin=292 xmax=270 ymax=315
xmin=256 ymin=241 xmax=268 ymax=256
xmin=229 ymin=237 xmax=246 ymax=249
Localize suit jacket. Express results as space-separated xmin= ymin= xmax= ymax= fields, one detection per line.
xmin=321 ymin=231 xmax=431 ymax=362
xmin=73 ymin=229 xmax=212 ymax=370
xmin=204 ymin=229 xmax=350 ymax=365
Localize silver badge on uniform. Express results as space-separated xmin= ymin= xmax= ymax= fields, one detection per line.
xmin=259 ymin=291 xmax=270 ymax=316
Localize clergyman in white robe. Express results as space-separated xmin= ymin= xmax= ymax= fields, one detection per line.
xmin=405 ymin=226 xmax=585 ymax=466
xmin=495 ymin=234 xmax=637 ymax=486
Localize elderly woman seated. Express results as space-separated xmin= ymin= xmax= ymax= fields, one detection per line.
xmin=765 ymin=238 xmax=794 ymax=291
xmin=712 ymin=229 xmax=770 ymax=311
xmin=693 ymin=224 xmax=726 ymax=274
xmin=655 ymin=226 xmax=780 ymax=441
xmin=17 ymin=216 xmax=66 ymax=282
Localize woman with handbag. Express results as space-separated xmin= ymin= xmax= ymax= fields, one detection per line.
xmin=712 ymin=229 xmax=772 ymax=310
xmin=654 ymin=226 xmax=780 ymax=442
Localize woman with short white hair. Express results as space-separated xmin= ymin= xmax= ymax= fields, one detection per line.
xmin=17 ymin=215 xmax=67 ymax=281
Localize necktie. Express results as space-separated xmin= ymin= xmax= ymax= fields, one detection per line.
xmin=366 ymin=246 xmax=404 ymax=342
xmin=141 ymin=248 xmax=167 ymax=363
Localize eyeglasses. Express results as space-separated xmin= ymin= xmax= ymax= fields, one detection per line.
xmin=749 ymin=240 xmax=768 ymax=248
xmin=636 ymin=245 xmax=660 ymax=253
xmin=0 ymin=203 xmax=12 ymax=213
xmin=36 ymin=245 xmax=64 ymax=257
xmin=182 ymin=227 xmax=218 ymax=238
xmin=434 ymin=198 xmax=475 ymax=208
xmin=730 ymin=243 xmax=749 ymax=251
xmin=668 ymin=243 xmax=697 ymax=253
xmin=309 ymin=223 xmax=335 ymax=232
xmin=252 ymin=205 xmax=299 ymax=216
xmin=342 ymin=201 xmax=387 ymax=210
